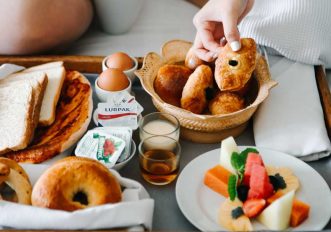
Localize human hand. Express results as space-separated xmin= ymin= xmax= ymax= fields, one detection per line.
xmin=192 ymin=0 xmax=254 ymax=61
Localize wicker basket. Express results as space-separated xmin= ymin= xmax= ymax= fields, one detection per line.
xmin=135 ymin=40 xmax=277 ymax=143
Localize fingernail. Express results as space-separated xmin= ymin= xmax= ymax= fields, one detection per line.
xmin=189 ymin=59 xmax=196 ymax=68
xmin=213 ymin=53 xmax=218 ymax=59
xmin=230 ymin=41 xmax=241 ymax=51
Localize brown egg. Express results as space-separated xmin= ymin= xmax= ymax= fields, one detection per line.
xmin=97 ymin=68 xmax=130 ymax=91
xmin=106 ymin=52 xmax=134 ymax=71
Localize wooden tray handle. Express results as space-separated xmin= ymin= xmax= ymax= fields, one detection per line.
xmin=0 ymin=55 xmax=144 ymax=74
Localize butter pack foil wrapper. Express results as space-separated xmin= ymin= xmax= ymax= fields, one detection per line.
xmin=75 ymin=130 xmax=125 ymax=168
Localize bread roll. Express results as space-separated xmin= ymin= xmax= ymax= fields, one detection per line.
xmin=209 ymin=92 xmax=245 ymax=115
xmin=185 ymin=47 xmax=205 ymax=70
xmin=154 ymin=64 xmax=192 ymax=107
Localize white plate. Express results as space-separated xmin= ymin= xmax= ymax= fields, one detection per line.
xmin=175 ymin=146 xmax=331 ymax=231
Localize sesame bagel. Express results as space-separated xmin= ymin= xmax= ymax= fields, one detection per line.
xmin=31 ymin=156 xmax=122 ymax=211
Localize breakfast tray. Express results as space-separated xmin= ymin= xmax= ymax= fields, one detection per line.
xmin=0 ymin=55 xmax=330 ymax=141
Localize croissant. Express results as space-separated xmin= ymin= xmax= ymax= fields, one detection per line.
xmin=215 ymin=38 xmax=257 ymax=92
xmin=181 ymin=65 xmax=213 ymax=114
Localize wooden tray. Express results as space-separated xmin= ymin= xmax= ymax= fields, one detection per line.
xmin=0 ymin=55 xmax=330 ymax=142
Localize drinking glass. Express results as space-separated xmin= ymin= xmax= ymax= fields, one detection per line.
xmin=138 ymin=135 xmax=181 ymax=185
xmin=139 ymin=112 xmax=180 ymax=142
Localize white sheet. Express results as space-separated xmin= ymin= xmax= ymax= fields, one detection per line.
xmin=67 ymin=0 xmax=199 ymax=57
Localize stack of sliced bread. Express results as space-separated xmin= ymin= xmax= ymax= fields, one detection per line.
xmin=0 ymin=62 xmax=66 ymax=154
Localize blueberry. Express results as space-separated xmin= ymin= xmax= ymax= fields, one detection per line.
xmin=237 ymin=185 xmax=249 ymax=202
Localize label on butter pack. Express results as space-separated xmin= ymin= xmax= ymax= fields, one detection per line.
xmin=97 ymin=92 xmax=143 ymax=129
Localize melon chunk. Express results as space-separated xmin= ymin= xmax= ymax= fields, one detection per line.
xmin=267 ymin=191 xmax=310 ymax=227
xmin=204 ymin=165 xmax=231 ymax=197
xmin=220 ymin=136 xmax=239 ymax=174
xmin=257 ymin=190 xmax=295 ymax=230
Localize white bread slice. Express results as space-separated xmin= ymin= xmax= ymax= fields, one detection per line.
xmin=0 ymin=72 xmax=48 ymax=134
xmin=23 ymin=62 xmax=66 ymax=126
xmin=23 ymin=61 xmax=64 ymax=72
xmin=0 ymin=82 xmax=34 ymax=153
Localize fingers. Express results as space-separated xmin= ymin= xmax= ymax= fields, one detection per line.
xmin=238 ymin=0 xmax=255 ymax=23
xmin=193 ymin=34 xmax=217 ymax=62
xmin=194 ymin=48 xmax=217 ymax=62
xmin=222 ymin=14 xmax=241 ymax=51
xmin=193 ymin=20 xmax=221 ymax=53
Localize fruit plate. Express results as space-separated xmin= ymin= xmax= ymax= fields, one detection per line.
xmin=175 ymin=146 xmax=331 ymax=231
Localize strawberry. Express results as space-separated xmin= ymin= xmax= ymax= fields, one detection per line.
xmin=103 ymin=139 xmax=115 ymax=156
xmin=243 ymin=199 xmax=266 ymax=218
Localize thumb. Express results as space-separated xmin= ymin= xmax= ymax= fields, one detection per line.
xmin=222 ymin=15 xmax=241 ymax=51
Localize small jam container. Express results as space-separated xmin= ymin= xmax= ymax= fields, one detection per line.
xmin=95 ymin=68 xmax=132 ymax=102
xmin=102 ymin=53 xmax=138 ymax=82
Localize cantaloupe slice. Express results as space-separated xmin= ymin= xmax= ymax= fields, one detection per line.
xmin=204 ymin=165 xmax=231 ymax=197
xmin=267 ymin=191 xmax=310 ymax=227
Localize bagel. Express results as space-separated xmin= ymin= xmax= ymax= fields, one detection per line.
xmin=0 ymin=157 xmax=30 ymax=183
xmin=31 ymin=156 xmax=122 ymax=211
xmin=4 ymin=168 xmax=32 ymax=205
xmin=215 ymin=38 xmax=257 ymax=92
xmin=0 ymin=160 xmax=32 ymax=205
xmin=0 ymin=162 xmax=10 ymax=183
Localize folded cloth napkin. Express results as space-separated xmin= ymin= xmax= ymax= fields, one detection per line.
xmin=0 ymin=168 xmax=154 ymax=230
xmin=253 ymin=55 xmax=331 ymax=161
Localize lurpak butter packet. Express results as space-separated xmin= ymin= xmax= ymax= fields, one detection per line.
xmin=97 ymin=101 xmax=138 ymax=128
xmin=75 ymin=130 xmax=125 ymax=168
xmin=97 ymin=92 xmax=143 ymax=129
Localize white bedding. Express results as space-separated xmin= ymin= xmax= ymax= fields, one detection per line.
xmin=66 ymin=0 xmax=199 ymax=57
xmin=67 ymin=0 xmax=331 ymax=86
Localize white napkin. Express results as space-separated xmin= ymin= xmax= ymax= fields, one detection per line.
xmin=253 ymin=55 xmax=331 ymax=161
xmin=0 ymin=169 xmax=154 ymax=230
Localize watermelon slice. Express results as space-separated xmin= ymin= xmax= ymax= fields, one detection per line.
xmin=248 ymin=164 xmax=274 ymax=199
xmin=243 ymin=153 xmax=264 ymax=186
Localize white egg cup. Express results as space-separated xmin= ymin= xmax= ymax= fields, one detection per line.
xmin=102 ymin=55 xmax=138 ymax=82
xmin=95 ymin=76 xmax=132 ymax=102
